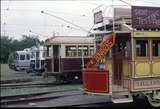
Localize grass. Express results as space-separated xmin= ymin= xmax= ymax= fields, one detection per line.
xmin=1 ymin=84 xmax=81 ymax=97
xmin=0 ymin=64 xmax=82 ymax=97
xmin=0 ymin=64 xmax=42 ymax=81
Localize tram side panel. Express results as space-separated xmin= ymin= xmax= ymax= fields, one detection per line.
xmin=130 ymin=36 xmax=160 ymax=92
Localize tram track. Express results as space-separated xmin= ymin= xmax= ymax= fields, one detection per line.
xmin=1 ymin=89 xmax=82 ymax=106
xmin=1 ymin=81 xmax=81 ymax=89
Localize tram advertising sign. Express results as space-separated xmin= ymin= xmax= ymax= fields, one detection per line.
xmin=132 ymin=6 xmax=160 ymax=29
xmin=86 ymin=33 xmax=115 ymax=68
xmin=94 ymin=11 xmax=103 ymax=24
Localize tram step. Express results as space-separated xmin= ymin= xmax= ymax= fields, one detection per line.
xmin=112 ymin=94 xmax=133 ymax=103
xmin=112 ymin=91 xmax=129 ymax=96
xmin=112 ymin=97 xmax=133 ymax=103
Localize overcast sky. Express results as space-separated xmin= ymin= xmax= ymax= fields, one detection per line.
xmin=1 ymin=0 xmax=160 ymax=41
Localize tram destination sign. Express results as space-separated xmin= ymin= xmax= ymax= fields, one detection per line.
xmin=94 ymin=11 xmax=103 ymax=24
xmin=133 ymin=78 xmax=160 ymax=90
xmin=132 ymin=6 xmax=160 ymax=29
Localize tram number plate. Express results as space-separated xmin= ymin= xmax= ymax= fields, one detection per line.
xmin=134 ymin=79 xmax=160 ymax=89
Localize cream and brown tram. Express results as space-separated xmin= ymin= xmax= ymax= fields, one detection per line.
xmin=83 ymin=6 xmax=160 ymax=107
xmin=44 ymin=36 xmax=95 ymax=83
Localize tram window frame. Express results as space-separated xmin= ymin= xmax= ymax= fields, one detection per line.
xmin=36 ymin=52 xmax=39 ymax=59
xmin=78 ymin=46 xmax=82 ymax=56
xmin=82 ymin=46 xmax=89 ymax=56
xmin=42 ymin=51 xmax=46 ymax=58
xmin=20 ymin=54 xmax=25 ymax=60
xmin=89 ymin=46 xmax=94 ymax=56
xmin=152 ymin=40 xmax=160 ymax=57
xmin=123 ymin=41 xmax=131 ymax=59
xmin=66 ymin=46 xmax=77 ymax=57
xmin=136 ymin=40 xmax=149 ymax=58
xmin=31 ymin=52 xmax=35 ymax=59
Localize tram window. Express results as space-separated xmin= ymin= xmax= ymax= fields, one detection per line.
xmin=83 ymin=46 xmax=88 ymax=56
xmin=42 ymin=51 xmax=45 ymax=57
xmin=31 ymin=52 xmax=35 ymax=58
xmin=136 ymin=40 xmax=149 ymax=57
xmin=152 ymin=40 xmax=160 ymax=57
xmin=78 ymin=46 xmax=88 ymax=56
xmin=66 ymin=46 xmax=77 ymax=57
xmin=26 ymin=54 xmax=30 ymax=60
xmin=124 ymin=41 xmax=130 ymax=58
xmin=20 ymin=55 xmax=25 ymax=60
xmin=47 ymin=45 xmax=51 ymax=57
xmin=78 ymin=46 xmax=82 ymax=56
xmin=106 ymin=50 xmax=112 ymax=58
xmin=89 ymin=46 xmax=94 ymax=56
xmin=36 ymin=52 xmax=39 ymax=59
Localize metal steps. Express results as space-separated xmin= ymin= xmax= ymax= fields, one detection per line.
xmin=111 ymin=92 xmax=133 ymax=103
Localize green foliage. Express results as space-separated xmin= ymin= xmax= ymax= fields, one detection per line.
xmin=1 ymin=35 xmax=43 ymax=63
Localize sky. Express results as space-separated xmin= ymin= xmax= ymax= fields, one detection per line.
xmin=1 ymin=0 xmax=160 ymax=41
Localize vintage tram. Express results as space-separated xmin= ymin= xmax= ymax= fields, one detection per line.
xmin=8 ymin=48 xmax=31 ymax=71
xmin=44 ymin=36 xmax=95 ymax=83
xmin=83 ymin=6 xmax=160 ymax=107
xmin=26 ymin=45 xmax=47 ymax=75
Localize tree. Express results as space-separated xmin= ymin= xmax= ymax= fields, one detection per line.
xmin=1 ymin=35 xmax=42 ymax=63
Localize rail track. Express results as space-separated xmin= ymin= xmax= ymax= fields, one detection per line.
xmin=1 ymin=81 xmax=81 ymax=89
xmin=1 ymin=89 xmax=82 ymax=106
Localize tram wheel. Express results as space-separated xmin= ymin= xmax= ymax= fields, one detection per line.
xmin=146 ymin=91 xmax=160 ymax=107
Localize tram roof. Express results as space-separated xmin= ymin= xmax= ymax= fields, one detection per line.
xmin=46 ymin=36 xmax=95 ymax=45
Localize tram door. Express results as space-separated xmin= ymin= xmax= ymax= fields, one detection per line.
xmin=112 ymin=35 xmax=131 ymax=91
xmin=113 ymin=42 xmax=123 ymax=86
xmin=53 ymin=45 xmax=60 ymax=72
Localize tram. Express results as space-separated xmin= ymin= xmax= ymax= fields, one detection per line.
xmin=44 ymin=36 xmax=95 ymax=83
xmin=26 ymin=45 xmax=47 ymax=75
xmin=8 ymin=48 xmax=31 ymax=71
xmin=83 ymin=6 xmax=160 ymax=107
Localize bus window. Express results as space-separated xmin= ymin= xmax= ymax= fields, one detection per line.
xmin=152 ymin=40 xmax=160 ymax=57
xmin=26 ymin=54 xmax=30 ymax=60
xmin=136 ymin=40 xmax=149 ymax=57
xmin=20 ymin=55 xmax=25 ymax=60
xmin=66 ymin=46 xmax=77 ymax=57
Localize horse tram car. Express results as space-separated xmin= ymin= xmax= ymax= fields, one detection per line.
xmin=26 ymin=45 xmax=47 ymax=75
xmin=43 ymin=36 xmax=95 ymax=83
xmin=83 ymin=6 xmax=160 ymax=107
